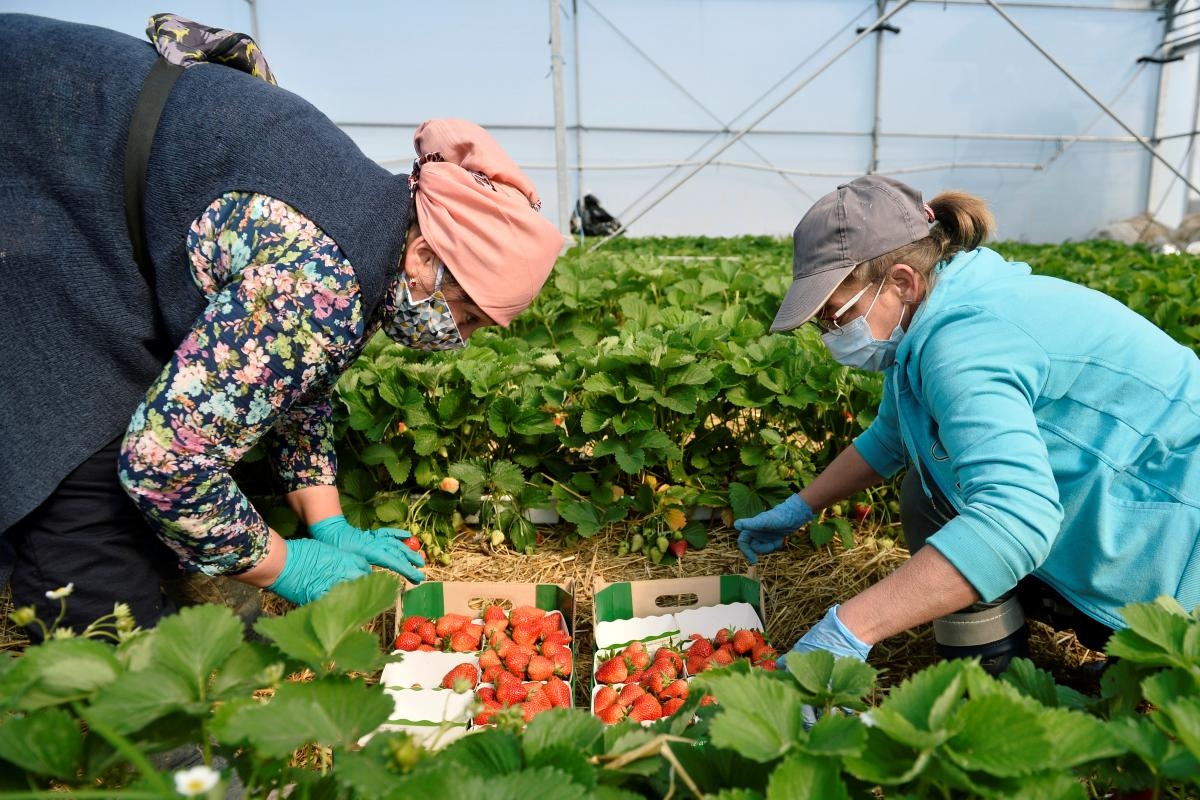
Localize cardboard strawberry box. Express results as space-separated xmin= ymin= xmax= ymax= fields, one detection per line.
xmin=385 ymin=580 xmax=576 ymax=734
xmin=590 ymin=574 xmax=768 ymax=725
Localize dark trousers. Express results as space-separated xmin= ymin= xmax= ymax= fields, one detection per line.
xmin=900 ymin=467 xmax=1114 ymax=653
xmin=5 ymin=436 xmax=183 ymax=641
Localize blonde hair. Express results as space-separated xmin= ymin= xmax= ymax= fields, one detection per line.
xmin=848 ymin=190 xmax=996 ymax=289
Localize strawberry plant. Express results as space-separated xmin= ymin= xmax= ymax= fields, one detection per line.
xmin=3 ymin=585 xmax=1200 ymax=796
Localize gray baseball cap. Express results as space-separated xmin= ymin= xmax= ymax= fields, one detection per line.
xmin=771 ymin=175 xmax=930 ymax=333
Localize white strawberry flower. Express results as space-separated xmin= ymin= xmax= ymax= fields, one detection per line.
xmin=174 ymin=764 xmax=220 ymax=796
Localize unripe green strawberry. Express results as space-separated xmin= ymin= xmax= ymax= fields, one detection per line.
xmin=657 ymin=535 xmax=670 ymax=552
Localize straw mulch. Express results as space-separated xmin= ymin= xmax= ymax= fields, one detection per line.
xmin=1 ymin=519 xmax=1108 ymax=706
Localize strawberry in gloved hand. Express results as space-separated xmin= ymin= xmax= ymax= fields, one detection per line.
xmin=308 ymin=515 xmax=426 ymax=584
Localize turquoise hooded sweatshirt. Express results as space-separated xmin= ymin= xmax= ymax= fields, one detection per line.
xmin=853 ymin=247 xmax=1200 ymax=630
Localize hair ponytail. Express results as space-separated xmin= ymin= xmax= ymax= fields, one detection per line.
xmin=928 ymin=191 xmax=995 ymax=259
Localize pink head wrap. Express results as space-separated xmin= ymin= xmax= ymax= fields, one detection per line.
xmin=410 ymin=119 xmax=563 ymax=327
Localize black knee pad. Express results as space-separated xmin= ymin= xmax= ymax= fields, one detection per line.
xmin=932 ymin=594 xmax=1029 ymax=677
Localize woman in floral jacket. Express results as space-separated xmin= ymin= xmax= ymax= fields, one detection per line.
xmin=0 ymin=14 xmax=562 ymax=639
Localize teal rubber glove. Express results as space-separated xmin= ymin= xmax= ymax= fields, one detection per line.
xmin=778 ymin=605 xmax=871 ymax=730
xmin=308 ymin=515 xmax=426 ymax=584
xmin=733 ymin=494 xmax=813 ymax=564
xmin=268 ymin=538 xmax=371 ymax=605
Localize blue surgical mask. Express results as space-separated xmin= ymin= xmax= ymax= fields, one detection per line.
xmin=821 ymin=282 xmax=907 ymax=371
xmin=384 ymin=263 xmax=466 ymax=351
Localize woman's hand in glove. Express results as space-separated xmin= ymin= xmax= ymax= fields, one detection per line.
xmin=733 ymin=494 xmax=814 ymax=564
xmin=267 ymin=538 xmax=371 ymax=605
xmin=308 ymin=515 xmax=426 ymax=584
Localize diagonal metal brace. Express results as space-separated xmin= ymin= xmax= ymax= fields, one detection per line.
xmin=985 ymin=0 xmax=1200 ymax=199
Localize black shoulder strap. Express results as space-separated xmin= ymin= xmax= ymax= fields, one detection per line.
xmin=123 ymin=58 xmax=185 ymax=290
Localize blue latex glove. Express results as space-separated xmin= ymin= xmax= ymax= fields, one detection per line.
xmin=308 ymin=515 xmax=426 ymax=584
xmin=778 ymin=605 xmax=871 ymax=669
xmin=733 ymin=494 xmax=814 ymax=564
xmin=778 ymin=605 xmax=872 ymax=730
xmin=268 ymin=538 xmax=372 ymax=605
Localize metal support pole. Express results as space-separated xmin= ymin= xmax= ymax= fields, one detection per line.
xmin=245 ymin=0 xmax=260 ymax=45
xmin=1145 ymin=2 xmax=1176 ymax=215
xmin=588 ymin=0 xmax=915 ymax=252
xmin=985 ymin=0 xmax=1200 ymax=200
xmin=869 ymin=0 xmax=886 ymax=173
xmin=549 ymin=0 xmax=571 ymax=235
xmin=1188 ymin=49 xmax=1200 ymax=213
xmin=572 ymin=0 xmax=585 ymax=243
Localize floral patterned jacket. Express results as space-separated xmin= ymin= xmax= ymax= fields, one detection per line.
xmin=118 ymin=192 xmax=386 ymax=575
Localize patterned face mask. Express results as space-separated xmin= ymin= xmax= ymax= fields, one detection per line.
xmin=383 ymin=263 xmax=466 ymax=351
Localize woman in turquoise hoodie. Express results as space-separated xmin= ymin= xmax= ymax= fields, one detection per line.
xmin=735 ymin=175 xmax=1200 ymax=675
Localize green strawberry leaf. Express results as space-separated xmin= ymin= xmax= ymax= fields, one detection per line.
xmin=0 ymin=707 xmax=82 ymax=779
xmin=211 ymin=677 xmax=392 ymax=758
xmin=766 ymin=752 xmax=850 ymax=800
xmin=696 ymin=669 xmax=807 ymax=762
xmin=523 ymin=708 xmax=604 ymax=759
xmin=150 ymin=603 xmax=244 ymax=695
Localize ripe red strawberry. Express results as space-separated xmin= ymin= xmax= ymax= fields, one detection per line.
xmin=714 ymin=628 xmax=732 ymax=647
xmin=618 ymin=683 xmax=646 ymax=705
xmin=479 ymin=649 xmax=502 ymax=671
xmin=511 ymin=623 xmax=541 ymax=648
xmin=521 ymin=689 xmax=554 ymax=722
xmin=594 ymin=656 xmax=629 ymax=685
xmin=482 ymin=604 xmax=508 ymax=624
xmin=504 ymin=648 xmax=532 ymax=677
xmin=662 ymin=697 xmax=685 ymax=717
xmin=509 ymin=605 xmax=546 ymax=627
xmin=495 ymin=672 xmax=528 ymax=706
xmin=449 ymin=629 xmax=480 ymax=653
xmin=629 ymin=694 xmax=662 ymax=723
xmin=624 ymin=641 xmax=651 ymax=671
xmin=660 ymin=678 xmax=689 ymax=700
xmin=542 ymin=676 xmax=572 ymax=708
xmin=484 ymin=618 xmax=508 ymax=642
xmin=593 ymin=685 xmax=619 ymax=712
xmin=596 ymin=702 xmax=626 ymax=725
xmin=686 ymin=653 xmax=711 ymax=675
xmin=474 ymin=705 xmax=499 ymax=725
xmin=403 ymin=536 xmax=422 ymax=552
xmin=652 ymin=648 xmax=683 ymax=675
xmin=667 ymin=540 xmax=688 ymax=558
xmin=550 ymin=648 xmax=573 ymax=677
xmin=540 ymin=612 xmax=563 ymax=637
xmin=527 ymin=654 xmax=555 ymax=681
xmin=852 ymin=502 xmax=872 ymax=523
xmin=440 ymin=663 xmax=479 ymax=690
xmin=435 ymin=613 xmax=471 ymax=638
xmin=473 ymin=699 xmax=502 ymax=726
xmin=699 ymin=694 xmax=718 ymax=707
xmin=417 ymin=621 xmax=438 ymax=646
xmin=541 ymin=639 xmax=568 ymax=659
xmin=477 ymin=687 xmax=497 ymax=703
xmin=394 ymin=631 xmax=421 ymax=651
xmin=712 ymin=646 xmax=736 ymax=667
xmin=732 ymin=629 xmax=757 ymax=655
xmin=417 ymin=644 xmax=435 ymax=652
xmin=400 ymin=615 xmax=427 ymax=634
xmin=686 ymin=634 xmax=714 ymax=658
xmin=641 ymin=669 xmax=667 ymax=697
xmin=542 ymin=630 xmax=572 ymax=649
xmin=757 ymin=660 xmax=778 ymax=671
xmin=481 ymin=665 xmax=502 ymax=684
